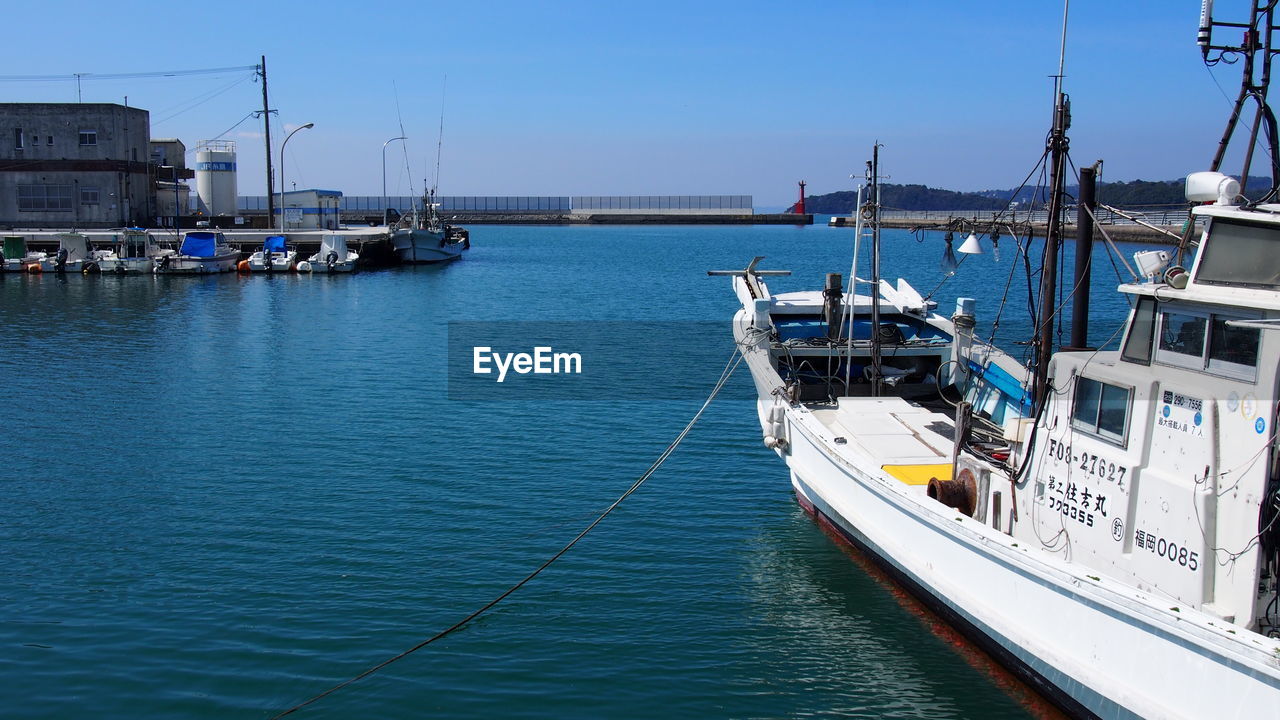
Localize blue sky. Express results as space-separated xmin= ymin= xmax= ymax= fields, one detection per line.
xmin=0 ymin=1 xmax=1246 ymax=205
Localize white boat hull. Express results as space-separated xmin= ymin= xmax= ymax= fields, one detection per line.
xmin=247 ymin=250 xmax=297 ymax=272
xmin=391 ymin=229 xmax=464 ymax=264
xmin=155 ymin=252 xmax=240 ymax=274
xmin=740 ymin=316 xmax=1280 ymax=719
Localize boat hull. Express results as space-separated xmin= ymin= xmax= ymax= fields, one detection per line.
xmin=768 ymin=385 xmax=1280 ymax=720
xmin=391 ymin=229 xmax=464 ymax=264
xmin=155 ymin=252 xmax=240 ymax=274
xmin=247 ymin=251 xmax=297 ymax=273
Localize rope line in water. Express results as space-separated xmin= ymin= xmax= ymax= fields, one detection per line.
xmin=269 ymin=350 xmax=744 ymax=718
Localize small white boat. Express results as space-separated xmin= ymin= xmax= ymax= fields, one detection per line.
xmin=299 ymin=232 xmax=360 ymax=273
xmin=94 ymin=229 xmax=176 ymax=274
xmin=246 ymin=235 xmax=297 ymax=273
xmin=36 ymin=233 xmax=106 ymax=273
xmin=2 ymin=235 xmax=47 ymax=273
xmin=155 ymin=230 xmax=240 ymax=274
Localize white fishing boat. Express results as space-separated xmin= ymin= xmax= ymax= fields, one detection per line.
xmin=390 ymin=191 xmax=469 ymax=264
xmin=245 ymin=235 xmax=297 ymax=273
xmin=1 ymin=235 xmax=46 ymax=273
xmin=714 ymin=5 xmax=1280 ymax=717
xmin=299 ymin=232 xmax=359 ymax=273
xmin=94 ymin=229 xmax=176 ymax=274
xmin=155 ymin=230 xmax=240 ymax=274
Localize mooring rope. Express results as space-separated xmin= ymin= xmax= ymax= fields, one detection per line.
xmin=269 ymin=349 xmax=744 ymax=718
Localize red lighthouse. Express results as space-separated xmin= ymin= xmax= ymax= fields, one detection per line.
xmin=789 ymin=180 xmax=807 ymax=214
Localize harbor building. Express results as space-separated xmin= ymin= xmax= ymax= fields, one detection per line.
xmin=237 ymin=189 xmax=342 ymax=230
xmin=0 ymin=103 xmax=193 ymax=229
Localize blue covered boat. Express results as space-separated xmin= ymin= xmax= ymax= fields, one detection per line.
xmin=246 ymin=235 xmax=297 ymax=273
xmin=156 ymin=231 xmax=240 ymax=274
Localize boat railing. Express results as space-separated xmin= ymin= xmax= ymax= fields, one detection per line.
xmin=876 ymin=206 xmax=1191 ymax=227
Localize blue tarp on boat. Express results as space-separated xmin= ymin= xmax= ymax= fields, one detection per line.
xmin=264 ymin=235 xmax=286 ymax=254
xmin=180 ymin=232 xmax=219 ymax=257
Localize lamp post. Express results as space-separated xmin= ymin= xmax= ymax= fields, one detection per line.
xmin=382 ymin=135 xmax=406 ymax=227
xmin=279 ymin=122 xmax=314 ymax=232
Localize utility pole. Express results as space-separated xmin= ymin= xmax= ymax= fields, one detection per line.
xmin=259 ymin=56 xmax=276 ymax=228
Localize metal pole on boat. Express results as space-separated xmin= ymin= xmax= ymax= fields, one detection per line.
xmin=845 ymin=184 xmax=864 ymax=394
xmin=382 ymin=136 xmax=406 ymax=227
xmin=1034 ymin=5 xmax=1071 ymax=410
xmin=279 ymin=123 xmax=314 ymax=233
xmin=1068 ymin=162 xmax=1098 ymax=350
xmin=869 ymin=145 xmax=883 ymax=398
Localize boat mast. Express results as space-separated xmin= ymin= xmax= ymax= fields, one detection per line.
xmin=869 ymin=145 xmax=883 ymax=397
xmin=1033 ymin=2 xmax=1071 ymax=411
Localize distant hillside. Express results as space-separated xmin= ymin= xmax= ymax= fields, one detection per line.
xmin=807 ymin=176 xmax=1273 ymax=213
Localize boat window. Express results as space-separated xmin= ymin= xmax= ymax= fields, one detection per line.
xmin=1157 ymin=310 xmax=1207 ymax=367
xmin=1195 ymin=218 xmax=1280 ymax=288
xmin=1121 ymin=296 xmax=1157 ymax=365
xmin=1072 ymin=376 xmax=1131 ymax=445
xmin=1207 ymin=315 xmax=1261 ymax=380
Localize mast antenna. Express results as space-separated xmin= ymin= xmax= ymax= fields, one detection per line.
xmin=433 ymin=74 xmax=447 ymax=196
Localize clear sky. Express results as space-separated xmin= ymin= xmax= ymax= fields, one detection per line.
xmin=0 ymin=1 xmax=1249 ymax=205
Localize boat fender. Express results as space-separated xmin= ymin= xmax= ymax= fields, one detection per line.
xmin=326 ymin=251 xmax=338 ymax=272
xmin=81 ymin=261 xmax=100 ymax=274
xmin=763 ymin=399 xmax=789 ymax=450
xmin=927 ymin=468 xmax=978 ymax=517
xmin=297 ymin=261 xmax=312 ymax=273
xmin=27 ymin=263 xmax=41 ymax=274
xmin=237 ymin=260 xmax=251 ymax=273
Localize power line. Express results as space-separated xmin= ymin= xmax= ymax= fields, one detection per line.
xmin=0 ymin=65 xmax=259 ymax=82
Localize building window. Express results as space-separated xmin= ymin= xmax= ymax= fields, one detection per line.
xmin=79 ymin=130 xmax=97 ymax=146
xmin=17 ymin=184 xmax=74 ymax=212
xmin=13 ymin=128 xmax=23 ymax=150
xmin=47 ymin=135 xmax=53 ymax=146
xmin=1072 ymin=376 xmax=1131 ymax=446
xmin=80 ymin=187 xmax=100 ymax=205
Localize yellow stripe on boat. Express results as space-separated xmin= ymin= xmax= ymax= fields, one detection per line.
xmin=883 ymin=464 xmax=953 ymax=486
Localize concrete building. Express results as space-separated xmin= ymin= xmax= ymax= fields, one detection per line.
xmin=0 ymin=103 xmax=192 ymax=229
xmin=150 ymin=138 xmax=190 ymax=225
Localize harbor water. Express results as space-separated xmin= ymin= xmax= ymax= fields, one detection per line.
xmin=0 ymin=222 xmax=1137 ymax=718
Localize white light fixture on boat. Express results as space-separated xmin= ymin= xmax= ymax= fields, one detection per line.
xmin=958 ymin=232 xmax=983 ymax=254
xmin=1134 ymin=249 xmax=1172 ymax=281
xmin=1185 ymin=171 xmax=1240 ymax=205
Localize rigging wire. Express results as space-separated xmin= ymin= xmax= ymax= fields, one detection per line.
xmin=268 ymin=350 xmax=744 ymax=719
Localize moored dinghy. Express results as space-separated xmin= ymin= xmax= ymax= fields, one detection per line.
xmin=246 ymin=235 xmax=297 ymax=273
xmin=2 ymin=235 xmax=47 ymax=273
xmin=156 ymin=230 xmax=239 ymax=274
xmin=95 ymin=229 xmax=176 ymax=274
xmin=300 ymin=232 xmax=359 ymax=273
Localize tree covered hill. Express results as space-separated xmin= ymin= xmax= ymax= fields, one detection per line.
xmin=804 ymin=176 xmax=1272 ymax=213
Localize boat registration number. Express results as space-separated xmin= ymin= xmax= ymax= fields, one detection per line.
xmin=1046 ymin=439 xmax=1128 ymax=489
xmin=1135 ymin=529 xmax=1200 ymax=572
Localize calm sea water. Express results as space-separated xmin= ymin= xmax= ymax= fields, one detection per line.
xmin=0 ymin=222 xmax=1138 ymax=718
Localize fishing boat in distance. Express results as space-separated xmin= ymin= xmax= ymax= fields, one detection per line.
xmin=713 ymin=4 xmax=1280 ymax=717
xmin=389 ymin=190 xmax=469 ymax=264
xmin=299 ymin=232 xmax=360 ymax=273
xmin=155 ymin=230 xmax=239 ymax=274
xmin=245 ymin=235 xmax=296 ymax=273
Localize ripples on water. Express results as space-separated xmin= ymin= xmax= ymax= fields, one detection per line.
xmin=0 ymin=224 xmax=1132 ymax=718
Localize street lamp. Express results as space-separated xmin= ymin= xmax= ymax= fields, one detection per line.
xmin=279 ymin=122 xmax=314 ymax=232
xmin=382 ymin=135 xmax=406 ymax=227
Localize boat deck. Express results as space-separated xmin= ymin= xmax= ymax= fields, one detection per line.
xmin=808 ymin=396 xmax=955 ymax=486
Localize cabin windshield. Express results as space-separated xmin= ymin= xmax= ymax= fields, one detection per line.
xmin=1196 ymin=218 xmax=1280 ymax=288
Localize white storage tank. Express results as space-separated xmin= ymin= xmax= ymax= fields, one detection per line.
xmin=194 ymin=139 xmax=238 ymax=216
